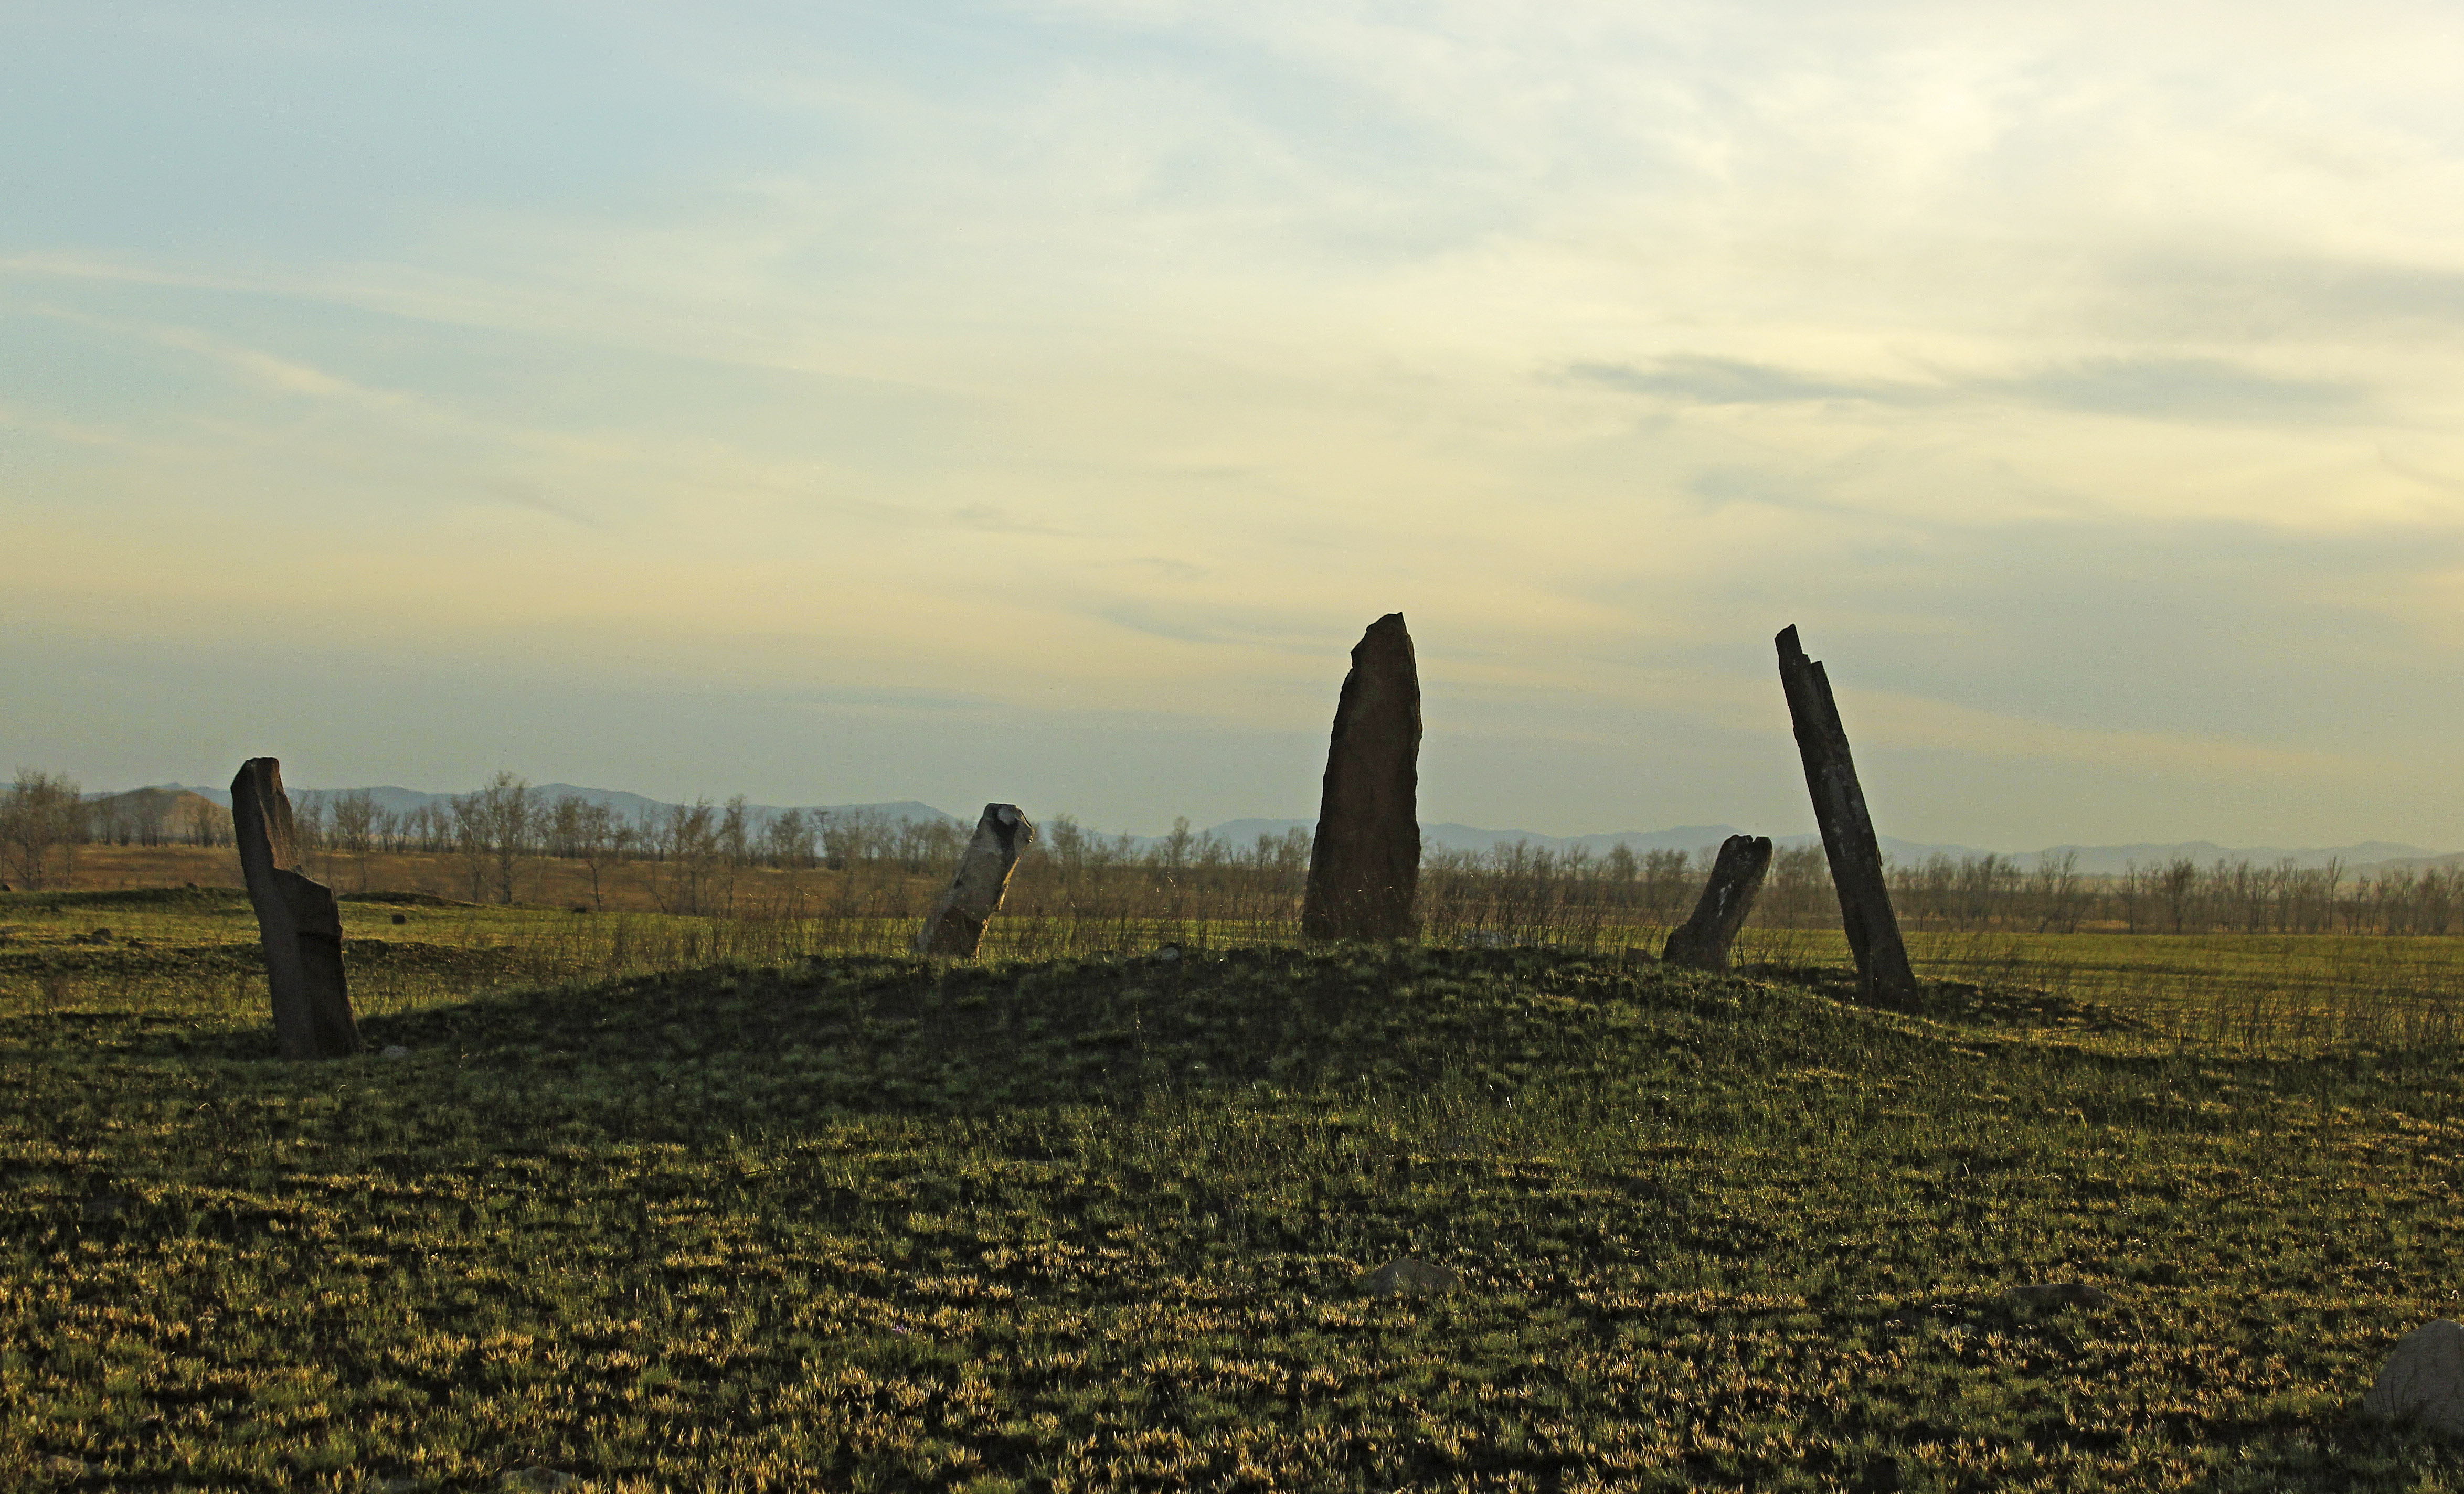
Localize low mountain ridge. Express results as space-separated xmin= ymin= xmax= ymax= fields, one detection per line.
xmin=124 ymin=783 xmax=962 ymax=827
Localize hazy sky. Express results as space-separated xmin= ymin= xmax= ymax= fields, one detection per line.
xmin=8 ymin=1 xmax=2464 ymax=847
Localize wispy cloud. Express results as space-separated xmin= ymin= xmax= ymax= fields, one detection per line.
xmin=1571 ymin=354 xmax=2364 ymax=423
xmin=1571 ymin=356 xmax=1906 ymax=407
xmin=483 ymin=481 xmax=606 ymax=529
xmin=8 ymin=1 xmax=2464 ymax=844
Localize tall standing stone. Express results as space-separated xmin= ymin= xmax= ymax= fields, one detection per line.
xmin=915 ymin=804 xmax=1035 ymax=958
xmin=1661 ymin=834 xmax=1773 ymax=972
xmin=231 ymin=758 xmax=360 ymax=1059
xmin=1302 ymin=613 xmax=1422 ymax=941
xmin=1775 ymin=627 xmax=1919 ymax=1005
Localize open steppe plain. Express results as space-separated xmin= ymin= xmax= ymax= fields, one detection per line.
xmin=6 ymin=888 xmax=2464 ymax=1489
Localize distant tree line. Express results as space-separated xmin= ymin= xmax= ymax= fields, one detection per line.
xmin=0 ymin=771 xmax=87 ymax=890
xmin=11 ymin=766 xmax=2464 ymax=936
xmin=1411 ymin=841 xmax=2464 ymax=938
xmin=283 ymin=775 xmax=976 ymax=913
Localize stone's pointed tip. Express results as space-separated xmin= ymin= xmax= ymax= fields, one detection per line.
xmin=1355 ymin=613 xmax=1416 ymax=665
xmin=1775 ymin=624 xmax=1802 ymax=652
xmin=233 ymin=758 xmax=272 ymax=793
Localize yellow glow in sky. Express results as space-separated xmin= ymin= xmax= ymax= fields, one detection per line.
xmin=7 ymin=2 xmax=2464 ymax=847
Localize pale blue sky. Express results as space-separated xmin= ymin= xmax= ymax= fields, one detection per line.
xmin=8 ymin=1 xmax=2464 ymax=847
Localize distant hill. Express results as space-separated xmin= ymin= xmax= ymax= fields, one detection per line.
xmin=109 ymin=783 xmax=961 ymax=828
xmin=1202 ymin=819 xmax=1993 ymax=861
xmin=80 ymin=785 xmax=224 ymax=836
xmin=115 ymin=784 xmax=238 ymax=808
xmin=2028 ymin=840 xmax=2438 ymax=876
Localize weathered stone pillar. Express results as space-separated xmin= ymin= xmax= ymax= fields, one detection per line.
xmin=1302 ymin=613 xmax=1422 ymax=941
xmin=231 ymin=758 xmax=361 ymax=1059
xmin=1775 ymin=626 xmax=1919 ymax=1005
xmin=1661 ymin=834 xmax=1772 ymax=972
xmin=915 ymin=804 xmax=1034 ymax=958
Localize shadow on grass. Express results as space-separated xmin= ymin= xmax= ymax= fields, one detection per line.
xmin=26 ymin=939 xmax=2460 ymax=1141
xmin=17 ymin=944 xmax=2464 ymax=1488
xmin=0 ymin=885 xmax=247 ymax=911
xmin=183 ymin=944 xmax=1758 ymax=1133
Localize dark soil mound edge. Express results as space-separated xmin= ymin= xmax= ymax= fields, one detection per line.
xmin=0 ymin=886 xmax=248 ymax=910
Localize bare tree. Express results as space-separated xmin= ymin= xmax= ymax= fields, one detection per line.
xmin=1 ymin=770 xmax=83 ymax=889
xmin=474 ymin=773 xmax=535 ymax=904
xmin=176 ymin=793 xmax=230 ymax=847
xmin=892 ymin=815 xmax=960 ymax=874
xmin=823 ymin=809 xmax=891 ymax=870
xmin=646 ymin=798 xmax=726 ymax=915
xmin=2158 ymin=857 xmax=2200 ymax=935
xmin=445 ymin=774 xmax=536 ymax=903
xmin=1265 ymin=826 xmax=1311 ymax=892
xmin=1640 ymin=848 xmax=1694 ymax=921
xmin=2028 ymin=851 xmax=2084 ymax=934
xmin=132 ymin=789 xmax=171 ymax=847
xmin=549 ymin=793 xmax=625 ymax=911
xmin=329 ymin=789 xmax=380 ymax=892
xmin=762 ymin=807 xmax=816 ymax=869
xmin=1158 ymin=817 xmax=1196 ymax=876
xmin=292 ymin=795 xmax=331 ymax=875
xmin=449 ymin=793 xmax=491 ymax=901
xmin=406 ymin=803 xmax=449 ymax=853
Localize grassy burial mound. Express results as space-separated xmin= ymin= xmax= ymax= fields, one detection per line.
xmin=6 ymin=903 xmax=2464 ymax=1487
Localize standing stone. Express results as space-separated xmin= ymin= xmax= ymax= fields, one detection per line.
xmin=1662 ymin=834 xmax=1773 ymax=972
xmin=2365 ymin=1320 xmax=2464 ymax=1434
xmin=1302 ymin=613 xmax=1422 ymax=941
xmin=231 ymin=759 xmax=360 ymax=1060
xmin=915 ymin=804 xmax=1035 ymax=958
xmin=1775 ymin=627 xmax=1919 ymax=1006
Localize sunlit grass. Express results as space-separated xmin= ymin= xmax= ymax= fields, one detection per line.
xmin=7 ymin=891 xmax=2464 ymax=1487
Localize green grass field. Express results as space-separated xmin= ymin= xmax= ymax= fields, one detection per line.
xmin=7 ymin=890 xmax=2464 ymax=1489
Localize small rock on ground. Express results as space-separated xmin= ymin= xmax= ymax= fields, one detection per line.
xmin=1355 ymin=1257 xmax=1460 ymax=1296
xmin=2364 ymin=1320 xmax=2464 ymax=1435
xmin=380 ymin=1045 xmax=412 ymax=1060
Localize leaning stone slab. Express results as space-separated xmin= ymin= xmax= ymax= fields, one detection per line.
xmin=231 ymin=758 xmax=360 ymax=1059
xmin=915 ymin=804 xmax=1035 ymax=958
xmin=2365 ymin=1320 xmax=2464 ymax=1434
xmin=1302 ymin=613 xmax=1422 ymax=941
xmin=1662 ymin=834 xmax=1773 ymax=972
xmin=1775 ymin=626 xmax=1919 ymax=1005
